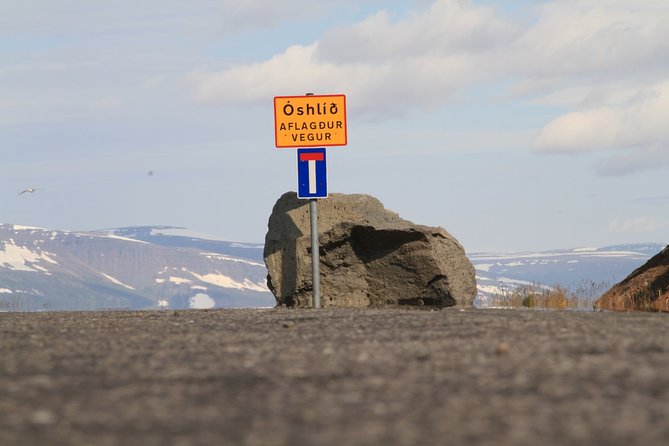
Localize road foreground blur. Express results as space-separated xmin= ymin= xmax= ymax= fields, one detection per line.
xmin=1 ymin=307 xmax=668 ymax=445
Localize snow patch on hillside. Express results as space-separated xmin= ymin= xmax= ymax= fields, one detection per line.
xmin=472 ymin=250 xmax=647 ymax=262
xmin=189 ymin=271 xmax=268 ymax=292
xmin=585 ymin=251 xmax=642 ymax=258
xmin=12 ymin=225 xmax=45 ymax=231
xmin=150 ymin=227 xmax=231 ymax=241
xmin=102 ymin=234 xmax=150 ymax=244
xmin=474 ymin=263 xmax=494 ymax=272
xmin=101 ymin=273 xmax=135 ymax=290
xmin=95 ymin=232 xmax=150 ymax=244
xmin=189 ymin=293 xmax=215 ymax=309
xmin=229 ymin=242 xmax=262 ymax=249
xmin=0 ymin=240 xmax=59 ymax=272
xmin=201 ymin=253 xmax=264 ymax=267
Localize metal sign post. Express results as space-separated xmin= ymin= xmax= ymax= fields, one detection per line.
xmin=309 ymin=198 xmax=321 ymax=309
xmin=305 ymin=92 xmax=319 ymax=310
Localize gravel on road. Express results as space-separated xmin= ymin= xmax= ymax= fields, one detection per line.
xmin=1 ymin=307 xmax=668 ymax=446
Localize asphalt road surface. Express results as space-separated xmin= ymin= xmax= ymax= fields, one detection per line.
xmin=1 ymin=307 xmax=668 ymax=446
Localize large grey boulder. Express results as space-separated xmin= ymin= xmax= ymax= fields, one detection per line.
xmin=264 ymin=192 xmax=477 ymax=308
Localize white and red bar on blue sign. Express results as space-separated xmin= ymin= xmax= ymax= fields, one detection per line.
xmin=297 ymin=148 xmax=327 ymax=199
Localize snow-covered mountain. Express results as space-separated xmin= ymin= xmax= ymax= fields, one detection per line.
xmin=104 ymin=226 xmax=265 ymax=262
xmin=1 ymin=222 xmax=664 ymax=311
xmin=470 ymin=243 xmax=666 ymax=305
xmin=0 ymin=224 xmax=274 ymax=311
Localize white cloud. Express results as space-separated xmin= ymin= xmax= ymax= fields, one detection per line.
xmin=0 ymin=0 xmax=374 ymax=38
xmin=523 ymin=0 xmax=669 ymax=175
xmin=507 ymin=0 xmax=669 ymax=175
xmin=538 ymin=85 xmax=669 ymax=152
xmin=218 ymin=0 xmax=322 ymax=30
xmin=6 ymin=0 xmax=669 ymax=174
xmin=183 ymin=0 xmax=669 ymax=174
xmin=609 ymin=216 xmax=669 ymax=233
xmin=94 ymin=96 xmax=123 ymax=112
xmin=187 ymin=1 xmax=669 ymax=116
xmin=512 ymin=0 xmax=669 ymax=81
xmin=529 ymin=82 xmax=658 ymax=109
xmin=593 ymin=145 xmax=669 ymax=176
xmin=317 ymin=3 xmax=515 ymax=64
xmin=188 ymin=43 xmax=332 ymax=104
xmin=143 ymin=76 xmax=164 ymax=88
xmin=533 ymin=80 xmax=669 ymax=161
xmin=187 ymin=0 xmax=512 ymax=116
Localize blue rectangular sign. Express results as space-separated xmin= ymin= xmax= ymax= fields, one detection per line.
xmin=297 ymin=148 xmax=327 ymax=199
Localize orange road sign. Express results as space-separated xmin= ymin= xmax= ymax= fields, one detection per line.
xmin=274 ymin=94 xmax=347 ymax=148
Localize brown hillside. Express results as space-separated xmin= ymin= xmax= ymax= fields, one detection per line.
xmin=596 ymin=245 xmax=669 ymax=312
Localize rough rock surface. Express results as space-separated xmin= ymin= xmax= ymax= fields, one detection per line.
xmin=263 ymin=192 xmax=476 ymax=308
xmin=596 ymin=245 xmax=669 ymax=312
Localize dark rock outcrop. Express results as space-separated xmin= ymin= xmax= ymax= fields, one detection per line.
xmin=263 ymin=192 xmax=477 ymax=308
xmin=596 ymin=245 xmax=669 ymax=312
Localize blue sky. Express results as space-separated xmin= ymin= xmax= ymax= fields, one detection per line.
xmin=1 ymin=0 xmax=668 ymax=252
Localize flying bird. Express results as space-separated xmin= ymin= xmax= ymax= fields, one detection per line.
xmin=19 ymin=188 xmax=38 ymax=195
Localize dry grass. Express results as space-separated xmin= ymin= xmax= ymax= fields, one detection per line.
xmin=488 ymin=280 xmax=609 ymax=310
xmin=621 ymin=282 xmax=669 ymax=312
